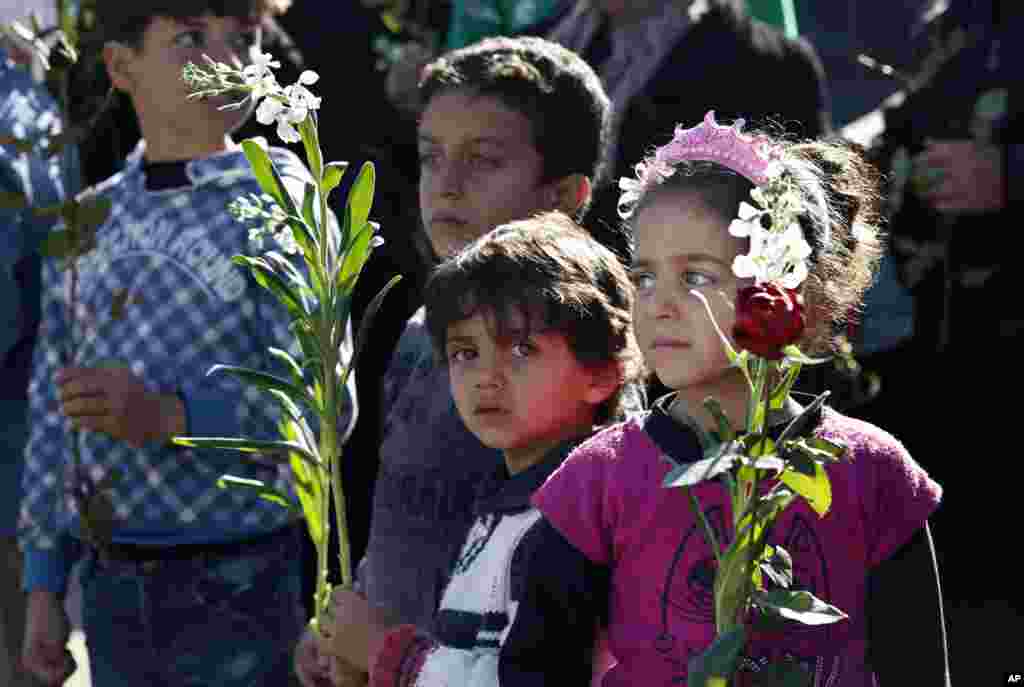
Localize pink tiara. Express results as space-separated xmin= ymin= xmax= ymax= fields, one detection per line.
xmin=654 ymin=111 xmax=779 ymax=186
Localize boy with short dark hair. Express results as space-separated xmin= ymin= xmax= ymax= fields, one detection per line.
xmin=325 ymin=213 xmax=643 ymax=686
xmin=17 ymin=2 xmax=352 ymax=686
xmin=295 ymin=34 xmax=624 ymax=687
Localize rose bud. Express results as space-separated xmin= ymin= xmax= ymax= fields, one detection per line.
xmin=731 ymin=284 xmax=805 ymax=360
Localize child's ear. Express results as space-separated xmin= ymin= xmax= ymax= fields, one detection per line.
xmin=584 ymin=360 xmax=624 ymax=406
xmin=103 ymin=42 xmax=139 ymax=94
xmin=547 ymin=174 xmax=592 ymax=216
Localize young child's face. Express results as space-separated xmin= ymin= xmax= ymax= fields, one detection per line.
xmin=115 ymin=14 xmax=263 ymax=143
xmin=418 ymin=91 xmax=557 ymax=258
xmin=446 ymin=308 xmax=609 ymax=473
xmin=631 ymin=189 xmax=748 ymax=392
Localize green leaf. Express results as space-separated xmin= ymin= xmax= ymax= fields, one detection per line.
xmin=344 ymin=274 xmax=402 ymax=390
xmin=779 ymin=461 xmax=832 ymax=516
xmin=777 ymin=391 xmax=831 ymax=445
xmin=0 ymin=190 xmax=27 ymax=210
xmin=241 ymin=139 xmax=297 ymax=216
xmin=759 ymin=544 xmax=794 ymax=589
xmin=216 ymin=474 xmax=300 ymax=513
xmin=686 ymin=625 xmax=747 ymax=687
xmin=702 ymin=397 xmax=736 ymax=442
xmin=171 ymin=436 xmax=321 ymax=468
xmin=323 ymin=161 xmax=348 ymax=197
xmin=268 ymin=346 xmax=307 ymax=389
xmin=263 ymin=250 xmax=314 ymax=305
xmin=281 ymin=418 xmax=326 ymax=548
xmin=753 ymin=589 xmax=848 ymax=626
xmin=342 ymin=162 xmax=375 ymax=249
xmin=782 ymin=344 xmax=831 ymax=365
xmin=298 ymin=115 xmax=322 ymax=180
xmin=780 ymin=437 xmax=845 ymax=475
xmin=770 ymin=362 xmax=802 ymax=410
xmin=337 ymin=220 xmax=374 ymax=293
xmin=206 ymin=363 xmax=317 ymax=413
xmin=663 ymin=444 xmax=740 ymax=489
xmin=233 ymin=255 xmax=309 ymax=319
xmin=301 ymin=182 xmax=319 ymax=234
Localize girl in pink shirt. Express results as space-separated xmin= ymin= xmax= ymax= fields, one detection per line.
xmin=531 ymin=114 xmax=947 ymax=686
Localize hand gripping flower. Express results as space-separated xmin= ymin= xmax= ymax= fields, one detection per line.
xmin=178 ymin=54 xmax=400 ymax=633
xmin=621 ymin=112 xmax=849 ymax=687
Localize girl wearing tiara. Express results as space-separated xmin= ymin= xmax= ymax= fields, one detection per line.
xmin=522 ymin=113 xmax=949 ymax=686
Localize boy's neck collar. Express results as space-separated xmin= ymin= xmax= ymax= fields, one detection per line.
xmin=128 ymin=139 xmax=252 ymax=188
xmin=477 ymin=435 xmax=591 ymax=515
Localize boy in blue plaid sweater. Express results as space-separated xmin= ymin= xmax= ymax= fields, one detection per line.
xmin=16 ymin=1 xmax=355 ymax=686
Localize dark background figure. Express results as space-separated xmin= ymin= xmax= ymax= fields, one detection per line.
xmin=858 ymin=0 xmax=1021 ymax=680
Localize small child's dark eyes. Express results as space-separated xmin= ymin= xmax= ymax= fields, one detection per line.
xmin=510 ymin=341 xmax=535 ymax=358
xmin=448 ymin=348 xmax=476 ymax=363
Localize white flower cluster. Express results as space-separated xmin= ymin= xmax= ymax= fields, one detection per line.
xmin=230 ymin=192 xmax=300 ymax=254
xmin=727 ymin=170 xmax=812 ymax=290
xmin=242 ymin=52 xmax=322 ymax=144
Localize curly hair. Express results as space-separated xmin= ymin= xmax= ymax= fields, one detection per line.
xmin=425 ymin=211 xmax=643 ymax=425
xmin=626 ymin=129 xmax=884 ymax=354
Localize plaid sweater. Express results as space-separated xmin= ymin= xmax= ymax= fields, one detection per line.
xmin=18 ymin=141 xmax=355 ymax=594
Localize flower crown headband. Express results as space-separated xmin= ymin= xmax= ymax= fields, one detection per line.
xmin=619 ymin=111 xmax=813 ymax=289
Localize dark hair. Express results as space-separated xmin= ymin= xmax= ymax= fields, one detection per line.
xmin=95 ymin=0 xmax=290 ymax=46
xmin=419 ymin=36 xmax=612 ymax=213
xmin=628 ymin=129 xmax=884 ymax=354
xmin=425 ymin=211 xmax=643 ymax=424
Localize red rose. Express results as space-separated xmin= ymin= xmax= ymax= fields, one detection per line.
xmin=731 ymin=284 xmax=805 ymax=360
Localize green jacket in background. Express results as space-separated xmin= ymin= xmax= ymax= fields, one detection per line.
xmin=445 ymin=0 xmax=564 ymax=50
xmin=746 ymin=0 xmax=799 ymax=38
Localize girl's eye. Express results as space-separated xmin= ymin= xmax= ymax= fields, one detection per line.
xmin=684 ymin=271 xmax=715 ymax=288
xmin=511 ymin=341 xmax=535 ymax=358
xmin=631 ymin=271 xmax=655 ymax=293
xmin=174 ymin=30 xmax=204 ymax=49
xmin=448 ymin=348 xmax=476 ymax=363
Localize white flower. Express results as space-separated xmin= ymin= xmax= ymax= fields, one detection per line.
xmin=298 ymin=70 xmax=319 ymax=86
xmin=256 ymin=96 xmax=286 ymax=125
xmin=246 ymin=73 xmax=280 ymax=102
xmin=276 ymin=117 xmax=301 ymax=144
xmin=285 ymin=83 xmax=322 ymax=114
xmin=245 ymin=52 xmax=281 ymax=77
xmin=273 ymin=228 xmax=301 ymax=255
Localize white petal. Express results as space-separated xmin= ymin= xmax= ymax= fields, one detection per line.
xmin=619 ymin=176 xmax=640 ymax=192
xmin=298 ymin=70 xmax=319 ymax=85
xmin=781 ymin=260 xmax=809 ymax=289
xmin=732 ymin=254 xmax=762 ymax=280
xmin=285 ymin=104 xmax=308 ymax=123
xmin=728 ymin=218 xmax=752 ymax=238
xmin=737 ymin=201 xmax=761 ymax=220
xmin=256 ymin=97 xmax=284 ymax=125
xmin=276 ymin=119 xmax=301 ymax=144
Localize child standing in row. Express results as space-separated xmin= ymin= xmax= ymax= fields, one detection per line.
xmin=529 ymin=114 xmax=949 ymax=685
xmin=324 ymin=212 xmax=643 ymax=685
xmin=19 ymin=2 xmax=333 ymax=686
xmin=293 ymin=34 xmax=626 ymax=687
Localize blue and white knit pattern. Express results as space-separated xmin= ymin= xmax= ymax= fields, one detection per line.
xmin=18 ymin=141 xmax=356 ymax=592
xmin=414 ymin=508 xmax=542 ymax=687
